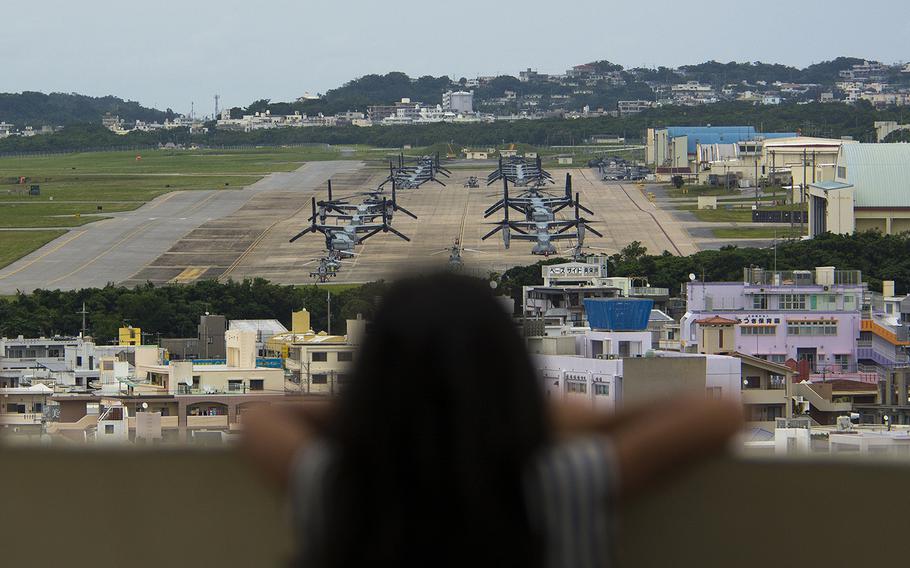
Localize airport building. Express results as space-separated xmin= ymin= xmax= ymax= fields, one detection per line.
xmin=808 ymin=143 xmax=910 ymax=237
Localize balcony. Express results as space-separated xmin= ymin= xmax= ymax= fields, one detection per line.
xmin=629 ymin=286 xmax=670 ymax=298
xmin=741 ymin=389 xmax=788 ymax=405
xmin=186 ymin=415 xmax=229 ymax=428
xmin=1 ymin=447 xmax=909 ymax=566
xmin=0 ymin=413 xmax=43 ymax=426
xmin=127 ymin=416 xmax=180 ymax=430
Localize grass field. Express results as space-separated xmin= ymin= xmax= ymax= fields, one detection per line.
xmin=667 ymin=184 xmax=787 ymax=199
xmin=677 ymin=202 xmax=806 ymax=224
xmin=712 ymin=227 xmax=806 ymax=239
xmin=0 ymin=230 xmax=66 ymax=269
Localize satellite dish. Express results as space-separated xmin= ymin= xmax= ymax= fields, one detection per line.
xmin=489 ymin=280 xmax=498 ymax=289
xmin=689 ymin=273 xmax=697 ymax=281
xmin=141 ymin=402 xmax=149 ymax=410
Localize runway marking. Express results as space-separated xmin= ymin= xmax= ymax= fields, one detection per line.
xmin=146 ymin=191 xmax=179 ymax=210
xmin=0 ymin=230 xmax=88 ymax=280
xmin=218 ymin=200 xmax=310 ymax=282
xmin=578 ymin=169 xmax=683 ymax=256
xmin=45 ymin=222 xmax=158 ymax=286
xmin=45 ymin=190 xmax=223 ymax=286
xmin=171 ymin=266 xmax=209 ymax=284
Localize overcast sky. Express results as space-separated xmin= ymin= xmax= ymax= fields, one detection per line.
xmin=2 ymin=0 xmax=908 ymax=115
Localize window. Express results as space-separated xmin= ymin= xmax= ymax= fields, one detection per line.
xmin=249 ymin=379 xmax=264 ymax=391
xmin=837 ymin=166 xmax=847 ymax=179
xmin=769 ymin=355 xmax=786 ymax=364
xmin=780 ymin=294 xmax=806 ymax=310
xmin=104 ymin=424 xmax=114 ymax=434
xmin=228 ymin=380 xmax=244 ymax=392
xmin=311 ymin=352 xmax=328 ymax=362
xmin=741 ymin=326 xmax=776 ymax=336
xmin=835 ymin=354 xmax=850 ymax=371
xmin=752 ymin=295 xmax=768 ymax=310
xmin=312 ymin=374 xmax=328 ymax=385
xmin=337 ymin=351 xmax=353 ymax=362
xmin=594 ymin=383 xmax=610 ymax=396
xmin=706 ymin=387 xmax=723 ymax=400
xmin=718 ymin=329 xmax=724 ymax=349
xmin=34 ymin=403 xmax=43 ymax=413
xmin=566 ymin=381 xmax=587 ymax=394
xmin=76 ymin=356 xmax=83 ymax=366
xmin=787 ymin=321 xmax=837 ymax=336
xmin=743 ymin=376 xmax=761 ymax=389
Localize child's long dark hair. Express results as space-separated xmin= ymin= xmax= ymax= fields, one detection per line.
xmin=321 ymin=273 xmax=549 ymax=567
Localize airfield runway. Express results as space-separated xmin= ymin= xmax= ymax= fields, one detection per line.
xmin=212 ymin=166 xmax=699 ymax=285
xmin=0 ymin=161 xmax=361 ymax=293
xmin=0 ymin=161 xmax=702 ymax=291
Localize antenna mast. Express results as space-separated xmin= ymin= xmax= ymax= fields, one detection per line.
xmin=78 ymin=302 xmax=88 ymax=338
xmin=214 ymin=94 xmax=220 ymax=119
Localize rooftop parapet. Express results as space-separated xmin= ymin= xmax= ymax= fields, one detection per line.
xmin=743 ymin=267 xmax=863 ymax=287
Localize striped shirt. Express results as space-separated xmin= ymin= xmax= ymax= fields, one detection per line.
xmin=291 ymin=437 xmax=618 ymax=568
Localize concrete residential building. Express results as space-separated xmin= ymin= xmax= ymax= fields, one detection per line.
xmin=0 ymin=384 xmax=52 ymax=436
xmin=521 ymin=258 xmax=670 ymax=331
xmin=681 ymin=266 xmax=865 ymax=377
xmin=442 ymin=90 xmax=474 ymax=113
xmin=229 ymin=319 xmax=289 ymax=357
xmin=266 ymin=312 xmax=366 ymax=395
xmin=530 ymin=298 xmax=742 ymax=413
xmin=51 ymin=330 xmax=289 ymax=442
xmin=808 ymin=143 xmax=910 ymax=237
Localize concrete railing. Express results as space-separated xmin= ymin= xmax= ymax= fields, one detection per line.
xmin=186 ymin=415 xmax=229 ymax=428
xmin=0 ymin=447 xmax=909 ymax=567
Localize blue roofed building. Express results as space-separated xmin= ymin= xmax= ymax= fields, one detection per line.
xmin=646 ymin=125 xmax=798 ymax=181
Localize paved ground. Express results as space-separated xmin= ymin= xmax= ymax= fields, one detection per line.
xmin=0 ymin=161 xmax=361 ymax=293
xmin=2 ymin=160 xmax=781 ymax=291
xmin=221 ymin=167 xmax=701 ymax=285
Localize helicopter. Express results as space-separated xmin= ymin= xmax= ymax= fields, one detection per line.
xmin=381 ymin=153 xmax=451 ymax=189
xmin=312 ymin=180 xmax=417 ymax=225
xmin=430 ymin=238 xmax=482 ymax=269
xmin=484 ymin=174 xmax=593 ymax=223
xmin=302 ymin=254 xmax=347 ymax=283
xmin=290 ymin=197 xmax=411 ymax=256
xmin=482 ymin=186 xmax=603 ymax=256
xmin=486 ymin=155 xmax=553 ymax=187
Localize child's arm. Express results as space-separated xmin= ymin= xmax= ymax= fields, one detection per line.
xmin=241 ymin=401 xmax=335 ymax=491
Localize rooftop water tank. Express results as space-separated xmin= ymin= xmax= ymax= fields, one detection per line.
xmin=584 ymin=298 xmax=654 ymax=331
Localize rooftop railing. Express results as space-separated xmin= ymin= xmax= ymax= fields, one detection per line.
xmin=743 ymin=268 xmax=863 ymax=287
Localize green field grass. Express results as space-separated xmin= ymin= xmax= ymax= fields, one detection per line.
xmin=667 ymin=184 xmax=787 ymax=199
xmin=0 ymin=147 xmax=352 ymax=267
xmin=712 ymin=227 xmax=806 ymax=239
xmin=0 ymin=230 xmax=66 ymax=269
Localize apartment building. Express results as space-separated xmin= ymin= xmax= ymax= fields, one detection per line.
xmin=0 ymin=383 xmax=52 ymax=436
xmin=521 ymin=258 xmax=670 ymax=330
xmin=681 ymin=266 xmax=865 ymax=377
xmin=530 ymin=298 xmax=742 ymax=413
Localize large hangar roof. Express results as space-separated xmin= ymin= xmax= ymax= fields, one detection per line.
xmin=841 ymin=143 xmax=910 ymax=208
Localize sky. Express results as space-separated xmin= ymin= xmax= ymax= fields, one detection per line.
xmin=2 ymin=0 xmax=908 ymax=115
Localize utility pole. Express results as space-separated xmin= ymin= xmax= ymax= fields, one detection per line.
xmin=802 ymin=148 xmax=807 ymax=236
xmin=77 ymin=302 xmax=88 ymax=338
xmin=326 ymin=291 xmax=332 ymax=335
